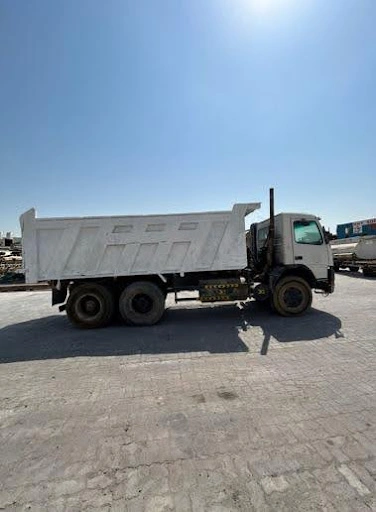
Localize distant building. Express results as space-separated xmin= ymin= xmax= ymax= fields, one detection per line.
xmin=337 ymin=217 xmax=376 ymax=239
xmin=0 ymin=233 xmax=22 ymax=247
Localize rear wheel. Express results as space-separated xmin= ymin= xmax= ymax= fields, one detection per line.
xmin=66 ymin=283 xmax=115 ymax=329
xmin=119 ymin=281 xmax=165 ymax=326
xmin=272 ymin=276 xmax=312 ymax=316
xmin=348 ymin=265 xmax=359 ymax=272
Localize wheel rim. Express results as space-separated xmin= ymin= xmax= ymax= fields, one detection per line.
xmin=131 ymin=293 xmax=153 ymax=314
xmin=281 ymin=285 xmax=305 ymax=310
xmin=76 ymin=294 xmax=101 ymax=319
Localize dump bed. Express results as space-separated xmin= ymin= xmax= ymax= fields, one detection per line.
xmin=20 ymin=204 xmax=260 ymax=283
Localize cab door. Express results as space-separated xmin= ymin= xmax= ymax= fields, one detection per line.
xmin=291 ymin=218 xmax=332 ymax=280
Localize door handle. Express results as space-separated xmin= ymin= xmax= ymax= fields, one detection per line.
xmin=295 ymin=256 xmax=303 ymax=261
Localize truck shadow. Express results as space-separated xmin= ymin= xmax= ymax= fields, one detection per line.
xmin=243 ymin=303 xmax=343 ymax=355
xmin=0 ymin=303 xmax=342 ymax=364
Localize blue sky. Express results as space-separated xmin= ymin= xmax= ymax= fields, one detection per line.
xmin=1 ymin=0 xmax=375 ymax=235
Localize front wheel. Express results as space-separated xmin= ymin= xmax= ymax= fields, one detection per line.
xmin=119 ymin=281 xmax=165 ymax=326
xmin=272 ymin=276 xmax=312 ymax=317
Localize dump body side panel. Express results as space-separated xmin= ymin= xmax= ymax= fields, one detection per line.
xmin=20 ymin=204 xmax=260 ymax=283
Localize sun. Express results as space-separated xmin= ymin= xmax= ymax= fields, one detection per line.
xmin=218 ymin=0 xmax=301 ymax=36
xmin=242 ymin=0 xmax=295 ymax=16
xmin=253 ymin=0 xmax=278 ymax=12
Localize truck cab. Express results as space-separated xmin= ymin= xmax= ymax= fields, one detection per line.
xmin=248 ymin=213 xmax=334 ymax=315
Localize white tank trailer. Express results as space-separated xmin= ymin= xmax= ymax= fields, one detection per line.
xmin=330 ymin=235 xmax=376 ymax=276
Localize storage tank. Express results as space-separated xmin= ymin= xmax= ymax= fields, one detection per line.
xmin=331 ymin=235 xmax=376 ymax=261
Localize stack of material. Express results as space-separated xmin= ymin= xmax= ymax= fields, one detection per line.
xmin=0 ymin=252 xmax=23 ymax=278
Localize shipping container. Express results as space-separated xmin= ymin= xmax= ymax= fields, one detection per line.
xmin=337 ymin=218 xmax=376 ymax=239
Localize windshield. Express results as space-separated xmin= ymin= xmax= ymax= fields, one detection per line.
xmin=294 ymin=220 xmax=323 ymax=245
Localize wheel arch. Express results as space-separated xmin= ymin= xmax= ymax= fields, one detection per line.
xmin=66 ymin=275 xmax=168 ymax=297
xmin=269 ymin=265 xmax=316 ymax=290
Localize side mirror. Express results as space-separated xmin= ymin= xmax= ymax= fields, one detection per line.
xmin=321 ymin=225 xmax=332 ymax=244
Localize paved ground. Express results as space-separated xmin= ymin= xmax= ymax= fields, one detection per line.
xmin=0 ymin=272 xmax=375 ymax=511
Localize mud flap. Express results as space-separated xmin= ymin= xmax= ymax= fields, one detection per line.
xmin=52 ymin=285 xmax=68 ymax=306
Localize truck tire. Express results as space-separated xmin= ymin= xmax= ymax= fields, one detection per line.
xmin=66 ymin=283 xmax=115 ymax=329
xmin=348 ymin=265 xmax=359 ymax=272
xmin=272 ymin=276 xmax=312 ymax=317
xmin=119 ymin=281 xmax=165 ymax=326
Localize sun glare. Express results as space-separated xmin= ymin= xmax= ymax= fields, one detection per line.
xmin=255 ymin=0 xmax=295 ymax=14
xmin=219 ymin=0 xmax=301 ymax=33
xmin=238 ymin=0 xmax=297 ymax=17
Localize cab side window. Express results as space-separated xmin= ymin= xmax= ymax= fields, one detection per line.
xmin=294 ymin=221 xmax=323 ymax=245
xmin=257 ymin=226 xmax=269 ymax=248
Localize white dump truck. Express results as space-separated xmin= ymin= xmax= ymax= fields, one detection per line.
xmin=331 ymin=235 xmax=376 ymax=277
xmin=20 ymin=190 xmax=334 ymax=328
